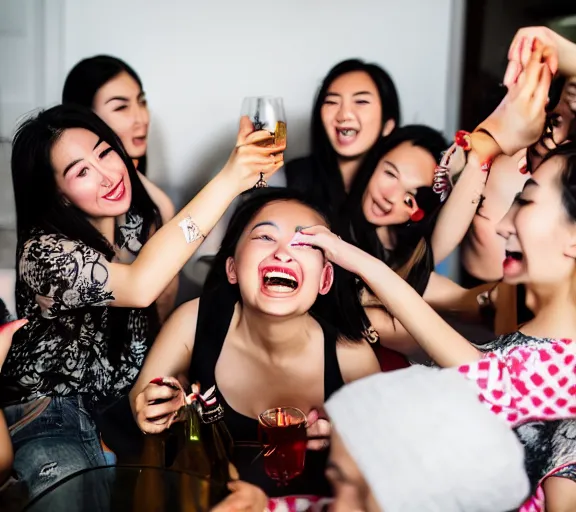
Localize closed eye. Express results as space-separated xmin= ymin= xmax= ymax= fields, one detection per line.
xmin=355 ymin=99 xmax=370 ymax=105
xmin=323 ymin=99 xmax=338 ymax=105
xmin=253 ymin=234 xmax=275 ymax=242
xmin=513 ymin=193 xmax=531 ymax=206
xmin=113 ymin=105 xmax=128 ymax=112
xmin=384 ymin=170 xmax=397 ymax=179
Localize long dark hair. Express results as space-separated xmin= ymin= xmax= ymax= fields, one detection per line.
xmin=11 ymin=104 xmax=162 ymax=363
xmin=203 ymin=188 xmax=368 ymax=342
xmin=344 ymin=125 xmax=448 ymax=295
xmin=299 ymin=59 xmax=400 ymax=216
xmin=62 ymin=55 xmax=148 ymax=175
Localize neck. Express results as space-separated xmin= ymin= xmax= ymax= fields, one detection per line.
xmin=338 ymin=157 xmax=364 ymax=193
xmin=376 ymin=225 xmax=394 ymax=250
xmin=522 ymin=279 xmax=576 ymax=339
xmin=234 ymin=303 xmax=314 ymax=359
xmin=89 ymin=217 xmax=116 ymax=246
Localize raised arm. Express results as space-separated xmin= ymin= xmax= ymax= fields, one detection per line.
xmin=432 ymin=40 xmax=552 ymax=263
xmin=21 ymin=118 xmax=284 ymax=316
xmin=293 ymin=228 xmax=480 ymax=367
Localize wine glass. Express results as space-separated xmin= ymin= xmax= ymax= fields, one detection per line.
xmin=240 ymin=96 xmax=287 ymax=188
xmin=257 ymin=406 xmax=307 ymax=485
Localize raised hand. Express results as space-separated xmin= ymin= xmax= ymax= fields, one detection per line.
xmin=222 ymin=116 xmax=285 ymax=192
xmin=478 ymin=39 xmax=552 ymax=156
xmin=503 ymin=27 xmax=560 ymax=87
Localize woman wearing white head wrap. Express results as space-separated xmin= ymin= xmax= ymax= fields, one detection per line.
xmin=325 ymin=366 xmax=530 ymax=512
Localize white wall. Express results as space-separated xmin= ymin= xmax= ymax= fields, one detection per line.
xmin=60 ymin=0 xmax=462 ymax=204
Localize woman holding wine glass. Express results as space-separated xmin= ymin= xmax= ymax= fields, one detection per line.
xmin=0 ymin=103 xmax=283 ymax=500
xmin=131 ymin=187 xmax=380 ymax=501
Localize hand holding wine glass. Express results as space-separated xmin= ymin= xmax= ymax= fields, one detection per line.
xmin=239 ymin=97 xmax=287 ymax=188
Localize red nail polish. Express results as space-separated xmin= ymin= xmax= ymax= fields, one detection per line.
xmin=150 ymin=377 xmax=164 ymax=385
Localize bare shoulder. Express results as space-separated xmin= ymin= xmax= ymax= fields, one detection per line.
xmin=336 ymin=337 xmax=381 ymax=384
xmin=157 ymin=298 xmax=200 ymax=353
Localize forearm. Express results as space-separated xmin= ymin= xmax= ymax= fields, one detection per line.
xmin=112 ymin=172 xmax=238 ymax=307
xmin=432 ymin=132 xmax=502 ymax=263
xmin=424 ymin=273 xmax=496 ymax=324
xmin=156 ymin=276 xmax=179 ymax=324
xmin=357 ymin=253 xmax=481 ymax=367
xmin=557 ymin=33 xmax=576 ymax=77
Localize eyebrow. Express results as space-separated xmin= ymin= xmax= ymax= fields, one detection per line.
xmin=381 ymin=160 xmax=399 ymax=173
xmin=62 ymin=138 xmax=104 ymax=177
xmin=249 ymin=221 xmax=279 ymax=233
xmin=105 ymin=96 xmax=129 ymax=104
xmin=325 ymin=91 xmax=373 ymax=98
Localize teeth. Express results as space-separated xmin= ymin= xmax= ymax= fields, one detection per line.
xmin=263 ymin=271 xmax=298 ymax=291
xmin=264 ymin=271 xmax=296 ymax=282
xmin=339 ymin=129 xmax=357 ymax=137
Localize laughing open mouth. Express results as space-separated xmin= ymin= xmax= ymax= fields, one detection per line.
xmin=262 ymin=269 xmax=299 ymax=292
xmin=505 ymin=250 xmax=523 ymax=262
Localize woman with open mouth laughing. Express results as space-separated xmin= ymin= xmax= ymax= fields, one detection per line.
xmin=284 ymin=59 xmax=400 ymax=220
xmin=131 ymin=188 xmax=380 ymax=500
xmin=294 ymin=142 xmax=576 ymax=510
xmin=0 ymin=104 xmax=283 ymax=500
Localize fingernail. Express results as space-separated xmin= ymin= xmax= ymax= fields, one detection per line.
xmin=150 ymin=377 xmax=164 ymax=385
xmin=0 ymin=318 xmax=28 ymax=335
xmin=289 ymin=232 xmax=309 ymax=247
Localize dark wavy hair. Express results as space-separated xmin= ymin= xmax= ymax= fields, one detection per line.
xmin=287 ymin=59 xmax=400 ymax=217
xmin=11 ymin=104 xmax=161 ymax=363
xmin=343 ymin=125 xmax=448 ymax=295
xmin=203 ymin=187 xmax=368 ymax=342
xmin=542 ymin=141 xmax=576 ymax=220
xmin=62 ymin=55 xmax=149 ymax=175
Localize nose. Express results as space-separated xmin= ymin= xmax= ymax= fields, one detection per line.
xmin=335 ymin=100 xmax=353 ymax=123
xmin=273 ymin=248 xmax=293 ymax=263
xmin=495 ymin=202 xmax=518 ymax=240
xmin=97 ymin=168 xmax=115 ymax=189
xmin=133 ymin=104 xmax=146 ymax=126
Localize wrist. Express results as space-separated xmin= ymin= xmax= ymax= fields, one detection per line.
xmin=470 ymin=130 xmax=503 ymax=163
xmin=214 ymin=166 xmax=244 ymax=199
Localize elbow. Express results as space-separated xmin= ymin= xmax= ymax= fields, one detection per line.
xmin=130 ymin=282 xmax=157 ymax=309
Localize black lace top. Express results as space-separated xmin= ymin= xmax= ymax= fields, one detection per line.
xmin=0 ymin=211 xmax=153 ymax=407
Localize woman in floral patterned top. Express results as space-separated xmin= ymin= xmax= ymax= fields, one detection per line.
xmin=0 ymin=104 xmax=284 ymax=499
xmin=295 ymin=45 xmax=576 ymax=510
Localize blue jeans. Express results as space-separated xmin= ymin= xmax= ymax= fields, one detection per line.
xmin=3 ymin=395 xmax=108 ymax=501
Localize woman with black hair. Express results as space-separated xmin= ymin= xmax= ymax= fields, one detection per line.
xmin=62 ymin=55 xmax=173 ymax=220
xmin=285 ymin=59 xmax=400 ymax=219
xmin=63 ymin=56 xmax=181 ymax=320
xmin=338 ymin=125 xmax=496 ymax=362
xmin=131 ymin=187 xmax=379 ymax=500
xmin=0 ymin=104 xmax=283 ymax=499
